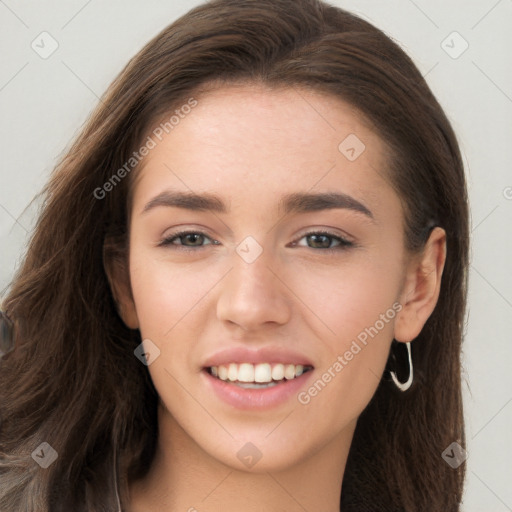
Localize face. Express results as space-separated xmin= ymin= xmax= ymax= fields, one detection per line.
xmin=116 ymin=83 xmax=427 ymax=473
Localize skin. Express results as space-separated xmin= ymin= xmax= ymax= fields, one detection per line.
xmin=106 ymin=83 xmax=446 ymax=511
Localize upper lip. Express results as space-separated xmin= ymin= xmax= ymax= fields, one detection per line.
xmin=202 ymin=346 xmax=314 ymax=368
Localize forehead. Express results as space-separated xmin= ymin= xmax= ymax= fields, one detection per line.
xmin=130 ymin=83 xmax=393 ymax=216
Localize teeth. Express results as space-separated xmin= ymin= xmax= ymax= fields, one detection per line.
xmin=209 ymin=363 xmax=311 ymax=383
xmin=254 ymin=363 xmax=272 ymax=383
xmin=238 ymin=363 xmax=254 ymax=382
xmin=271 ymin=364 xmax=284 ymax=381
xmin=235 ymin=381 xmax=279 ymax=389
xmin=228 ymin=363 xmax=238 ymax=381
xmin=284 ymin=364 xmax=296 ymax=380
xmin=218 ymin=365 xmax=228 ymax=380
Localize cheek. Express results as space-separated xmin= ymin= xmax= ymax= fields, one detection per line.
xmin=290 ymin=251 xmax=402 ymax=340
xmin=128 ymin=253 xmax=212 ymax=411
xmin=291 ymin=255 xmax=401 ymax=412
xmin=128 ymin=250 xmax=219 ymax=339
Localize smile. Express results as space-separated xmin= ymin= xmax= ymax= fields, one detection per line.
xmin=203 ymin=362 xmax=314 ymax=409
xmin=208 ymin=362 xmax=313 ymax=388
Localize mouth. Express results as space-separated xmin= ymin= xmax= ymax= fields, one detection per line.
xmin=201 ymin=347 xmax=315 ymax=409
xmin=205 ymin=362 xmax=314 ymax=389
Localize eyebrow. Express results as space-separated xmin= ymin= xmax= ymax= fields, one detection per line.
xmin=141 ymin=190 xmax=373 ymax=219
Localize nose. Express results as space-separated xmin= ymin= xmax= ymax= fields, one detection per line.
xmin=216 ymin=248 xmax=292 ymax=332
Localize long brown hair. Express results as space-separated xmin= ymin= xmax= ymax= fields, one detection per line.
xmin=0 ymin=0 xmax=469 ymax=510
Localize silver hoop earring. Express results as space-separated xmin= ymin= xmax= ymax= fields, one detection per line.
xmin=390 ymin=341 xmax=413 ymax=392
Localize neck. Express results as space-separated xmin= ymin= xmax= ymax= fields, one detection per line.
xmin=128 ymin=402 xmax=355 ymax=512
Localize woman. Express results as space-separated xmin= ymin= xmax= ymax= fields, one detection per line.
xmin=0 ymin=0 xmax=469 ymax=510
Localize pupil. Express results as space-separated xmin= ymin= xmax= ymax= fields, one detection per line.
xmin=310 ymin=234 xmax=330 ymax=248
xmin=186 ymin=234 xmax=202 ymax=245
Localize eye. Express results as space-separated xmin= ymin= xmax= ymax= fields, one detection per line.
xmin=158 ymin=229 xmax=354 ymax=253
xmin=292 ymin=230 xmax=354 ymax=251
xmin=158 ymin=230 xmax=218 ymax=250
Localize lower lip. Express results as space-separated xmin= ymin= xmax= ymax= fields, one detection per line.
xmin=202 ymin=369 xmax=314 ymax=410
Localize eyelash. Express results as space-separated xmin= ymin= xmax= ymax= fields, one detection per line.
xmin=158 ymin=229 xmax=354 ymax=253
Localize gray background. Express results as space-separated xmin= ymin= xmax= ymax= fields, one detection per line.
xmin=1 ymin=0 xmax=511 ymax=509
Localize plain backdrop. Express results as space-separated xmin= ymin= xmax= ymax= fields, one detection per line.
xmin=1 ymin=1 xmax=511 ymax=510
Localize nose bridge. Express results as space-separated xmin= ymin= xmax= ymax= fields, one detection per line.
xmin=216 ymin=240 xmax=291 ymax=329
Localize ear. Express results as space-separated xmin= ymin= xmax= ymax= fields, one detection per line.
xmin=103 ymin=237 xmax=139 ymax=330
xmin=394 ymin=227 xmax=446 ymax=342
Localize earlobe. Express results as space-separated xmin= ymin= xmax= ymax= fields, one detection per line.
xmin=394 ymin=227 xmax=447 ymax=342
xmin=103 ymin=238 xmax=140 ymax=330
